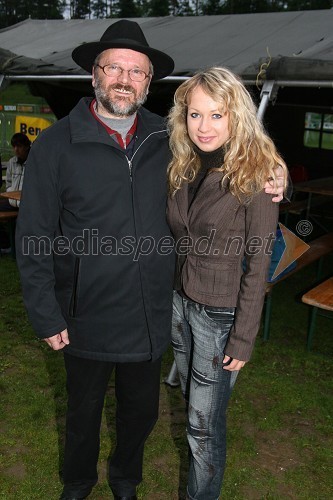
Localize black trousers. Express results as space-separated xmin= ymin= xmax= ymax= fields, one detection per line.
xmin=62 ymin=353 xmax=162 ymax=497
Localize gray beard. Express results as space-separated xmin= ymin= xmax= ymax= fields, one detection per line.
xmin=94 ymin=80 xmax=148 ymax=118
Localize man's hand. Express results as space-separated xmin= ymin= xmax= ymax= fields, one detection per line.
xmin=264 ymin=165 xmax=285 ymax=202
xmin=43 ymin=329 xmax=70 ymax=350
xmin=222 ymin=355 xmax=246 ymax=371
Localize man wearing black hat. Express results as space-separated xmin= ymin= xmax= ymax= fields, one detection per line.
xmin=16 ymin=20 xmax=175 ymax=500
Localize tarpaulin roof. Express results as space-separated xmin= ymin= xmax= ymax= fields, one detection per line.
xmin=0 ymin=10 xmax=333 ymax=83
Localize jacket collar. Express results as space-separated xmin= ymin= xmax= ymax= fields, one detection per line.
xmin=69 ymin=97 xmax=167 ymax=150
xmin=175 ymin=170 xmax=226 ymax=226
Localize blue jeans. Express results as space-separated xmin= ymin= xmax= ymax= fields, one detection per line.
xmin=171 ymin=291 xmax=238 ymax=500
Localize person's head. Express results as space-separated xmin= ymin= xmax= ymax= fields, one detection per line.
xmin=72 ymin=20 xmax=174 ymax=118
xmin=11 ymin=133 xmax=31 ymax=163
xmin=168 ymin=67 xmax=259 ymax=153
xmin=168 ymin=66 xmax=287 ymax=197
xmin=92 ymin=48 xmax=152 ymax=118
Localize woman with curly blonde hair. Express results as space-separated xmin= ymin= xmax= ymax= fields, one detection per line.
xmin=167 ymin=67 xmax=288 ymax=500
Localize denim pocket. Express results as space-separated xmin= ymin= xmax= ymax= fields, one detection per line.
xmin=203 ymin=306 xmax=235 ymax=325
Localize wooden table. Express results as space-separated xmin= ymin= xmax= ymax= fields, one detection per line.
xmin=302 ymin=276 xmax=333 ymax=350
xmin=0 ymin=190 xmax=21 ymax=202
xmin=294 ymin=176 xmax=333 ymax=196
xmin=293 ymin=177 xmax=333 ymax=232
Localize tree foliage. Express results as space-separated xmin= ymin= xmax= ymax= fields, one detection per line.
xmin=141 ymin=0 xmax=170 ymax=16
xmin=0 ymin=0 xmax=65 ymax=27
xmin=91 ymin=0 xmax=108 ymax=17
xmin=219 ymin=0 xmax=333 ymax=13
xmin=70 ymin=0 xmax=90 ymax=18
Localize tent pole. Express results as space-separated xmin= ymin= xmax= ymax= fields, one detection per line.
xmin=257 ymin=81 xmax=279 ymax=121
xmin=0 ymin=75 xmax=7 ymax=90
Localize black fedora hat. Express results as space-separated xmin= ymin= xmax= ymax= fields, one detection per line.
xmin=72 ymin=19 xmax=174 ymax=81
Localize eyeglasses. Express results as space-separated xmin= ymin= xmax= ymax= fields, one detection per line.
xmin=95 ymin=64 xmax=150 ymax=82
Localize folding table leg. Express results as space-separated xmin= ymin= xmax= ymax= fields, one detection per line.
xmin=9 ymin=219 xmax=16 ymax=258
xmin=307 ymin=306 xmax=318 ymax=351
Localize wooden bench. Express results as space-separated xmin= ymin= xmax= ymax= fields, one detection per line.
xmin=263 ymin=232 xmax=333 ymax=340
xmin=301 ymin=277 xmax=333 ymax=351
xmin=0 ymin=210 xmax=18 ymax=258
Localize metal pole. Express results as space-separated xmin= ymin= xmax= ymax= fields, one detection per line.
xmin=257 ymin=81 xmax=279 ymax=121
xmin=164 ymin=360 xmax=180 ymax=387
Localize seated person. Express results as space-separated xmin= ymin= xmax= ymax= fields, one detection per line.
xmin=5 ymin=133 xmax=31 ymax=208
xmin=0 ymin=133 xmax=30 ymax=250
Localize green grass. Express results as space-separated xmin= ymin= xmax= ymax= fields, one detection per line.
xmin=0 ymin=253 xmax=332 ymax=499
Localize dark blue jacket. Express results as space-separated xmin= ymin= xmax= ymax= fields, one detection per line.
xmin=16 ymin=98 xmax=174 ymax=362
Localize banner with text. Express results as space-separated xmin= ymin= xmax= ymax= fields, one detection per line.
xmin=15 ymin=115 xmax=53 ymax=142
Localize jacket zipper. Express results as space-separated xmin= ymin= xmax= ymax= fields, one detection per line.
xmin=126 ymin=156 xmax=133 ymax=180
xmin=125 ymin=129 xmax=167 ymax=181
xmin=69 ymin=258 xmax=81 ymax=317
xmin=124 ymin=129 xmax=167 ymax=353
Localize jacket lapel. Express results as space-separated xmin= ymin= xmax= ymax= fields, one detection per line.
xmin=188 ymin=171 xmax=225 ymax=220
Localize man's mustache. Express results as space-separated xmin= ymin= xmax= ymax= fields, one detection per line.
xmin=109 ymin=84 xmax=135 ymax=95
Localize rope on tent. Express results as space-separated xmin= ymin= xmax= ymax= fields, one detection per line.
xmin=256 ymin=47 xmax=272 ymax=89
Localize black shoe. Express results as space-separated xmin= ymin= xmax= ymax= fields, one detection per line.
xmin=60 ymin=494 xmax=88 ymax=500
xmin=113 ymin=496 xmax=137 ymax=500
xmin=60 ymin=497 xmax=87 ymax=500
xmin=60 ymin=485 xmax=92 ymax=499
xmin=60 ymin=495 xmax=87 ymax=500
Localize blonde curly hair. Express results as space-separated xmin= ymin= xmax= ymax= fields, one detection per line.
xmin=167 ymin=67 xmax=287 ymax=200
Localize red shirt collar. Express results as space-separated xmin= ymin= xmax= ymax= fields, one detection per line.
xmin=90 ymin=98 xmax=137 ymax=149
